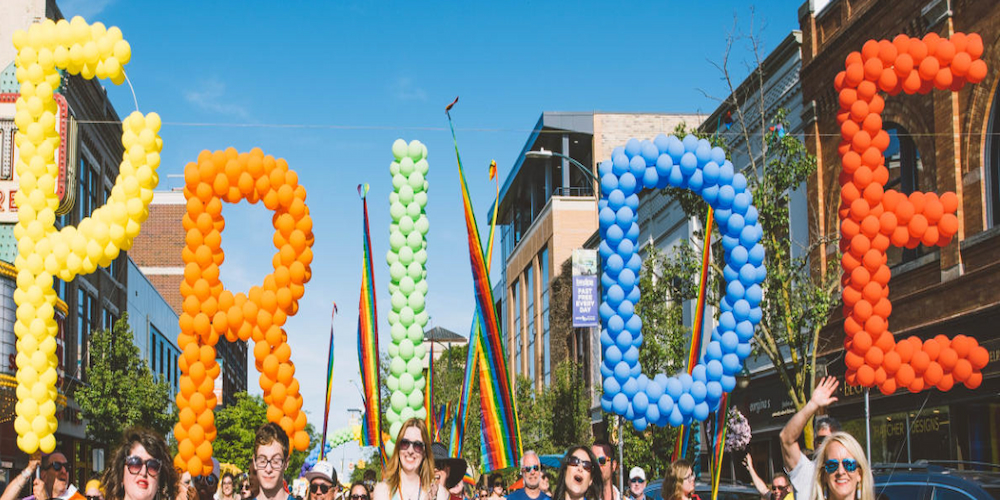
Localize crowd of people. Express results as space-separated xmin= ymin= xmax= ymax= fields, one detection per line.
xmin=0 ymin=376 xmax=870 ymax=500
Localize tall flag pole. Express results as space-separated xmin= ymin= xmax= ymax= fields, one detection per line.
xmin=320 ymin=303 xmax=338 ymax=461
xmin=673 ymin=207 xmax=714 ymax=461
xmin=357 ymin=184 xmax=385 ymax=465
xmin=446 ymin=97 xmax=522 ymax=472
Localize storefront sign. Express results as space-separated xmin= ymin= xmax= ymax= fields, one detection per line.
xmin=572 ymin=249 xmax=598 ymax=327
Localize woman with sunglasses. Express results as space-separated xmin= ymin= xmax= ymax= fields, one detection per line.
xmin=101 ymin=428 xmax=178 ymax=500
xmin=661 ymin=460 xmax=697 ymax=500
xmin=552 ymin=446 xmax=602 ymax=500
xmin=346 ymin=483 xmax=370 ymax=500
xmin=808 ymin=432 xmax=873 ymax=500
xmin=372 ymin=419 xmax=446 ymax=500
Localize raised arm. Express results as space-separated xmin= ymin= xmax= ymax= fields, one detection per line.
xmin=742 ymin=454 xmax=769 ymax=498
xmin=1 ymin=458 xmax=39 ymax=500
xmin=779 ymin=376 xmax=839 ymax=470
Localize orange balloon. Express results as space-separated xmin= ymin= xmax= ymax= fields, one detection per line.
xmin=895 ymin=364 xmax=915 ymax=387
xmin=856 ymin=365 xmax=875 ymax=386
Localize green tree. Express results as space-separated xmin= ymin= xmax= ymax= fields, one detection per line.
xmin=76 ymin=314 xmax=174 ymax=450
xmin=213 ymin=391 xmax=317 ymax=479
xmin=515 ymin=361 xmax=592 ymax=457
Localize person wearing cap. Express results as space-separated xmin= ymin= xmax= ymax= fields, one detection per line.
xmin=84 ymin=480 xmax=103 ymax=500
xmin=193 ymin=459 xmax=220 ymax=500
xmin=506 ymin=452 xmax=547 ymax=500
xmin=304 ymin=462 xmax=338 ymax=500
xmin=428 ymin=444 xmax=466 ymax=500
xmin=626 ymin=469 xmax=645 ymax=500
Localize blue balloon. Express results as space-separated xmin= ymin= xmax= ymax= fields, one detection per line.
xmin=654 ymin=134 xmax=671 ymax=153
xmin=721 ymin=374 xmax=737 ymax=392
xmin=625 ymin=138 xmax=642 ymax=158
xmin=626 ymin=286 xmax=640 ymax=305
xmin=612 ymin=146 xmax=625 ymax=160
xmin=608 ymin=315 xmax=624 ymax=334
xmin=669 ymin=406 xmax=684 ymax=426
xmin=735 ymin=321 xmax=754 ymax=342
xmin=748 ymin=243 xmax=765 ymax=266
xmin=601 ymin=363 xmax=613 ymax=379
xmin=626 ymin=220 xmax=640 ymax=240
xmin=756 ymin=264 xmax=767 ymax=283
xmin=607 ymin=285 xmax=625 ymax=308
xmin=654 ymin=373 xmax=669 ymax=387
xmin=748 ymin=306 xmax=763 ymax=324
xmin=616 ymin=206 xmax=634 ymax=227
xmin=629 ymin=155 xmax=646 ymax=179
xmin=688 ymin=169 xmax=704 ymax=192
xmin=707 ymin=359 xmax=723 ymax=380
xmin=626 ymin=193 xmax=640 ymax=210
xmin=606 ymin=254 xmax=624 ymax=275
xmin=617 ymin=300 xmax=634 ymax=319
xmin=719 ymin=296 xmax=733 ymax=312
xmin=703 ymin=161 xmax=720 ymax=185
xmin=745 ymin=284 xmax=763 ymax=306
xmin=736 ymin=342 xmax=752 ymax=359
xmin=637 ymin=374 xmax=649 ymax=391
xmin=678 ymin=393 xmax=696 ymax=415
xmin=608 ymin=189 xmax=626 ymax=211
xmin=614 ymin=361 xmax=631 ymax=382
xmin=606 ymin=224 xmax=624 ymax=247
xmin=702 ymin=184 xmax=719 ymax=204
xmin=598 ymin=160 xmax=613 ymax=177
xmin=658 ymin=393 xmax=675 ymax=414
xmin=732 ymin=172 xmax=748 ymax=192
xmin=706 ymin=341 xmax=723 ymax=362
xmin=633 ymin=417 xmax=648 ymax=432
xmin=647 ymin=380 xmax=664 ymax=400
xmin=605 ymin=345 xmax=623 ymax=365
xmin=667 ymin=135 xmax=685 ymax=160
xmin=598 ymin=198 xmax=608 ymax=211
xmin=615 ymin=331 xmax=632 ymax=353
xmin=691 ymin=381 xmax=707 ymax=402
xmin=721 ymin=331 xmax=739 ymax=353
xmin=730 ymin=246 xmax=748 ymax=266
xmin=619 ymin=268 xmax=636 ymax=290
xmin=643 ymin=167 xmax=660 ymax=189
xmin=714 ymin=208 xmax=732 ymax=226
xmin=682 ymin=134 xmax=699 ymax=152
xmin=727 ymin=213 xmax=745 ymax=235
xmin=599 ymin=206 xmax=616 ymax=227
xmin=740 ymin=224 xmax=761 ymax=247
xmin=719 ymin=311 xmax=737 ymax=332
xmin=641 ymin=140 xmax=659 ymax=164
xmin=617 ymin=239 xmax=634 ymax=258
xmin=711 ymin=146 xmax=726 ymax=164
xmin=632 ymin=332 xmax=643 ymax=347
xmin=645 ymin=403 xmax=661 ymax=423
xmin=695 ymin=142 xmax=712 ymax=164
xmin=599 ymin=240 xmax=613 ymax=259
xmin=666 ymin=378 xmax=683 ymax=399
xmin=726 ymin=281 xmax=745 ymax=302
xmin=626 ymin=253 xmax=642 ymax=272
xmin=633 ymin=391 xmax=649 ymax=414
xmin=733 ymin=299 xmax=751 ymax=321
xmin=601 ymin=396 xmax=613 ymax=413
xmin=604 ymin=377 xmax=621 ymax=396
xmin=679 ymin=373 xmax=693 ymax=392
xmin=622 ymin=377 xmax=639 ymax=397
xmin=694 ymin=402 xmax=710 ymax=422
xmin=668 ymin=165 xmax=684 ymax=187
xmin=718 ymin=184 xmax=735 ymax=208
xmin=656 ymin=154 xmax=673 ymax=177
xmin=679 ymin=152 xmax=698 ymax=177
xmin=613 ymin=393 xmax=630 ymax=414
xmin=601 ymin=272 xmax=615 ymax=291
xmin=630 ymin=363 xmax=642 ymax=377
xmin=719 ymin=161 xmax=735 ymax=185
xmin=626 ymin=314 xmax=642 ymax=333
xmin=732 ymin=192 xmax=750 ymax=215
xmin=600 ymin=329 xmax=614 ymax=347
xmin=706 ymin=381 xmax=724 ymax=402
xmin=722 ymin=235 xmax=739 ymax=252
xmin=601 ymin=173 xmax=619 ymax=195
xmin=619 ymin=172 xmax=637 ymax=195
xmin=722 ymin=353 xmax=741 ymax=374
xmin=739 ymin=263 xmax=757 ymax=286
xmin=745 ymin=205 xmax=759 ymax=225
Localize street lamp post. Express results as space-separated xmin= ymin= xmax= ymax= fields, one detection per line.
xmin=524 ymin=149 xmax=599 ymax=183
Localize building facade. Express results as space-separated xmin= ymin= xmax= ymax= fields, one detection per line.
xmin=129 ymin=190 xmax=248 ymax=408
xmin=800 ymin=0 xmax=1000 ymax=465
xmin=126 ymin=257 xmax=181 ymax=397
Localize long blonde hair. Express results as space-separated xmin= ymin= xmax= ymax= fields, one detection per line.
xmin=383 ymin=418 xmax=436 ymax=498
xmin=662 ymin=459 xmax=692 ymax=500
xmin=809 ymin=432 xmax=874 ymax=500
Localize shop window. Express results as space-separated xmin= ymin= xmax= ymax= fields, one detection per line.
xmin=883 ymin=125 xmax=932 ymax=265
xmin=76 ymin=288 xmax=96 ymax=381
xmin=987 ymin=86 xmax=1000 ymax=228
xmin=540 ymin=247 xmax=550 ymax=385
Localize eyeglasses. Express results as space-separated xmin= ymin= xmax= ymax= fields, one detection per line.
xmin=194 ymin=475 xmax=218 ymax=487
xmin=771 ymin=484 xmax=788 ymax=492
xmin=86 ymin=496 xmax=102 ymax=500
xmin=310 ymin=484 xmax=332 ymax=495
xmin=43 ymin=461 xmax=70 ymax=472
xmin=254 ymin=456 xmax=286 ymax=470
xmin=683 ymin=474 xmax=695 ymax=482
xmin=823 ymin=458 xmax=859 ymax=474
xmin=125 ymin=456 xmax=163 ymax=477
xmin=566 ymin=456 xmax=593 ymax=472
xmin=350 ymin=495 xmax=370 ymax=500
xmin=522 ymin=465 xmax=540 ymax=473
xmin=398 ymin=439 xmax=425 ymax=454
xmin=595 ymin=456 xmax=608 ymax=466
xmin=630 ymin=478 xmax=645 ymax=484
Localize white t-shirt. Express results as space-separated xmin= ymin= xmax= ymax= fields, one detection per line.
xmin=787 ymin=453 xmax=815 ymax=500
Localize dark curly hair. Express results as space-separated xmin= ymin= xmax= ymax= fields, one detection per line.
xmin=553 ymin=446 xmax=603 ymax=500
xmin=101 ymin=428 xmax=178 ymax=500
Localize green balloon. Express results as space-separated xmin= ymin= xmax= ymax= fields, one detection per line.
xmin=406 ymin=233 xmax=423 ymax=252
xmin=399 ymin=216 xmax=414 ymax=235
xmin=414 ymin=408 xmax=427 ymax=421
xmin=389 ymin=261 xmax=406 ymax=282
xmin=391 ymin=290 xmax=407 ymax=312
xmin=387 ymin=344 xmax=398 ymax=358
xmin=389 ymin=422 xmax=402 ymax=441
xmin=386 ymin=249 xmax=399 ymax=265
xmin=390 ymin=202 xmax=406 ymax=221
xmin=389 ymin=161 xmax=400 ymax=177
xmin=407 ymin=388 xmax=424 ymax=409
xmin=400 ymin=406 xmax=414 ymax=422
xmin=415 ymin=310 xmax=429 ymax=327
xmin=392 ymin=173 xmax=406 ymax=190
xmin=406 ymin=202 xmax=422 ymax=219
xmin=415 ymin=279 xmax=428 ymax=296
xmin=407 ymin=140 xmax=425 ymax=161
xmin=389 ymin=192 xmax=399 ymax=205
xmin=399 ymin=307 xmax=414 ymax=326
xmin=399 ymin=157 xmax=415 ymax=176
xmin=389 ymin=232 xmax=405 ymax=253
xmin=416 ymin=159 xmax=429 ymax=176
xmin=387 ymin=310 xmax=399 ymax=325
xmin=390 ymin=391 xmax=407 ymax=412
xmin=408 ymin=171 xmax=425 ymax=191
xmin=415 ymin=249 xmax=427 ymax=266
xmin=406 ymin=261 xmax=423 ymax=280
xmin=408 ymin=291 xmax=425 ymax=313
xmin=398 ymin=247 xmax=414 ymax=266
xmin=415 ymin=191 xmax=428 ymax=208
xmin=399 ymin=184 xmax=414 ymax=205
xmin=399 ymin=276 xmax=415 ymax=295
xmin=406 ymin=357 xmax=423 ymax=378
xmin=406 ymin=324 xmax=423 ymax=343
xmin=392 ymin=139 xmax=408 ymax=161
xmin=399 ymin=339 xmax=414 ymax=360
xmin=399 ymin=372 xmax=414 ymax=393
xmin=390 ymin=357 xmax=406 ymax=377
xmin=386 ymin=375 xmax=399 ymax=392
xmin=413 ymin=343 xmax=425 ymax=360
xmin=415 ymin=216 xmax=429 ymax=235
xmin=390 ymin=323 xmax=406 ymax=342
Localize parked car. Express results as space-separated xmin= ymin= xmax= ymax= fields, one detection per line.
xmin=873 ymin=462 xmax=1000 ymax=500
xmin=643 ymin=477 xmax=760 ymax=500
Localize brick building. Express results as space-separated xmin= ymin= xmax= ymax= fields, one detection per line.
xmin=129 ymin=190 xmax=248 ymax=407
xmin=800 ymin=0 xmax=1000 ymax=464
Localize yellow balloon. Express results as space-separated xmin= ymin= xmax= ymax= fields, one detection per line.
xmin=18 ymin=434 xmax=39 ymax=454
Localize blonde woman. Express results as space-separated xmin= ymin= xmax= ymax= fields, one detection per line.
xmin=661 ymin=460 xmax=697 ymax=500
xmin=373 ymin=419 xmax=447 ymax=500
xmin=808 ymin=432 xmax=873 ymax=500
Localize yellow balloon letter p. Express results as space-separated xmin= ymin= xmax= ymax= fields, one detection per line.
xmin=11 ymin=17 xmax=161 ymax=453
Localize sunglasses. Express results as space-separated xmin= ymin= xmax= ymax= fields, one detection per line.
xmin=194 ymin=475 xmax=218 ymax=487
xmin=630 ymin=478 xmax=645 ymax=484
xmin=125 ymin=456 xmax=162 ymax=477
xmin=596 ymin=456 xmax=608 ymax=466
xmin=350 ymin=495 xmax=370 ymax=500
xmin=310 ymin=484 xmax=333 ymax=494
xmin=398 ymin=439 xmax=425 ymax=454
xmin=523 ymin=465 xmax=540 ymax=473
xmin=566 ymin=456 xmax=594 ymax=472
xmin=86 ymin=496 xmax=101 ymax=500
xmin=43 ymin=461 xmax=70 ymax=472
xmin=823 ymin=458 xmax=859 ymax=474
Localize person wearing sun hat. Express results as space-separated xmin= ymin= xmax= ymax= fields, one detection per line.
xmin=428 ymin=443 xmax=466 ymax=499
xmin=304 ymin=462 xmax=338 ymax=500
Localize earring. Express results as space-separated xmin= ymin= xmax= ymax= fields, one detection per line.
xmin=856 ymin=484 xmax=861 ymax=499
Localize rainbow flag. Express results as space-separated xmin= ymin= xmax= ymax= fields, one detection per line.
xmin=449 ymin=326 xmax=480 ymax=457
xmin=357 ymin=184 xmax=383 ymax=460
xmin=426 ymin=336 xmax=435 ymax=438
xmin=710 ymin=394 xmax=730 ymax=500
xmin=447 ymin=98 xmax=522 ymax=472
xmin=320 ymin=303 xmax=338 ymax=461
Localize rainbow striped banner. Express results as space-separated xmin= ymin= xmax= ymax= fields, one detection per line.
xmin=357 ymin=184 xmax=383 ymax=461
xmin=710 ymin=393 xmax=730 ymax=500
xmin=449 ymin=324 xmax=480 ymax=457
xmin=673 ymin=207 xmax=714 ymax=461
xmin=320 ymin=303 xmax=338 ymax=461
xmin=447 ymin=98 xmax=522 ymax=472
xmin=426 ymin=337 xmax=435 ymax=438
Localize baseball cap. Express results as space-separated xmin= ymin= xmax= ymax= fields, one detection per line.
xmin=305 ymin=461 xmax=338 ymax=485
xmin=629 ymin=467 xmax=645 ymax=482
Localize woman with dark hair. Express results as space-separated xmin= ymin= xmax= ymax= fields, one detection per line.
xmin=552 ymin=446 xmax=602 ymax=500
xmin=101 ymin=428 xmax=178 ymax=500
xmin=346 ymin=483 xmax=370 ymax=500
xmin=661 ymin=460 xmax=697 ymax=500
xmin=372 ymin=419 xmax=447 ymax=500
xmin=486 ymin=475 xmax=503 ymax=500
xmin=219 ymin=473 xmax=237 ymax=500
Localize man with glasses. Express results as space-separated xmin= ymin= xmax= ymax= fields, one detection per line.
xmin=779 ymin=377 xmax=841 ymax=500
xmin=253 ymin=423 xmax=290 ymax=500
xmin=1 ymin=452 xmax=85 ymax=500
xmin=590 ymin=440 xmax=619 ymax=500
xmin=505 ymin=452 xmax=547 ymax=500
xmin=303 ymin=461 xmax=337 ymax=500
xmin=626 ymin=468 xmax=645 ymax=500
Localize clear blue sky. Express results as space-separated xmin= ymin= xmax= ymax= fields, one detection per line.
xmin=58 ymin=0 xmax=804 ymax=469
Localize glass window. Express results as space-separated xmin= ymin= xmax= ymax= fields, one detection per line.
xmin=874 ymin=484 xmax=928 ymax=500
xmin=931 ymin=486 xmax=975 ymax=500
xmin=988 ymin=86 xmax=1000 ymax=228
xmin=540 ymin=247 xmax=551 ymax=385
xmin=526 ymin=264 xmax=535 ymax=384
xmin=76 ymin=289 xmax=95 ymax=381
xmin=883 ymin=125 xmax=932 ymax=265
xmin=512 ymin=278 xmax=520 ymax=376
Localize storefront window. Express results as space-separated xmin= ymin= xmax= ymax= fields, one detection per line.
xmin=842 ymin=405 xmax=950 ymax=463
